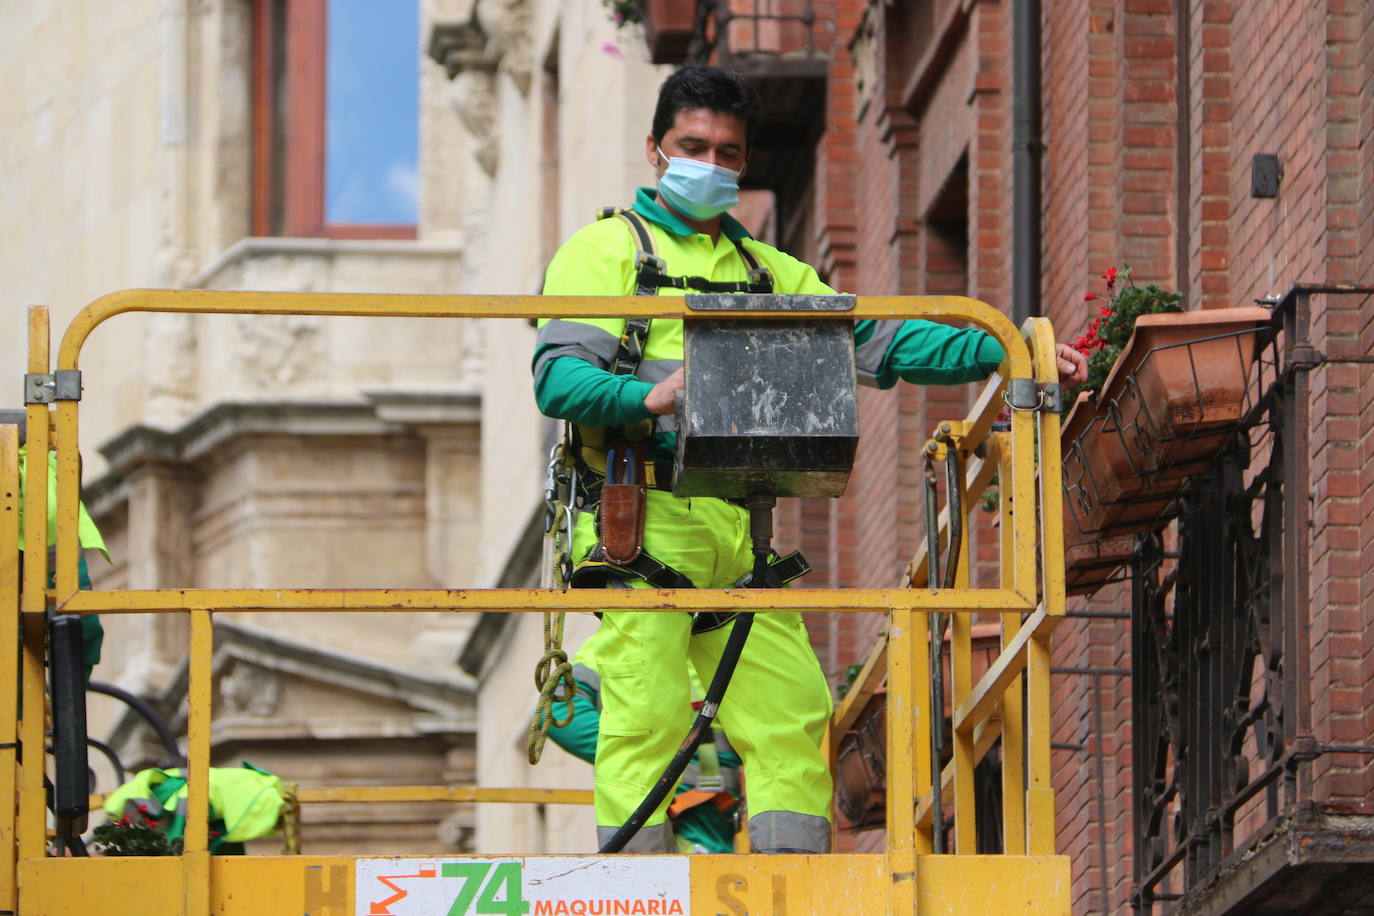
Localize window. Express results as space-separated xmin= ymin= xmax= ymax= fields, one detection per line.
xmin=252 ymin=0 xmax=419 ymax=238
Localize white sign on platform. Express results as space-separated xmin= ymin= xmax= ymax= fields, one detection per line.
xmin=356 ymin=856 xmax=691 ymax=916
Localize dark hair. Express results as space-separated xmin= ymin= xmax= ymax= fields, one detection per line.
xmin=651 ymin=66 xmax=760 ymax=146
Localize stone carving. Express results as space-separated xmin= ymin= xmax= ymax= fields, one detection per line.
xmin=850 ymin=4 xmax=878 ymax=123
xmin=219 ymin=660 xmax=283 ymax=718
xmin=429 ymin=17 xmax=502 ymax=176
xmin=145 ymin=313 xmax=199 ymax=428
xmin=476 ymin=0 xmax=532 ymax=95
xmin=232 ymin=313 xmax=323 ymax=393
xmin=451 ymin=71 xmax=500 ymax=177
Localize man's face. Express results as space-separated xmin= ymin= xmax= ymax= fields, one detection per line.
xmin=646 ymin=108 xmax=748 ymax=177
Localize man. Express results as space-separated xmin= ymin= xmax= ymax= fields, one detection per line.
xmin=534 ymin=66 xmax=1086 ymax=854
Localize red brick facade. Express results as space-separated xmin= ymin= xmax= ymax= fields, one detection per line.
xmin=771 ymin=0 xmax=1374 ymax=907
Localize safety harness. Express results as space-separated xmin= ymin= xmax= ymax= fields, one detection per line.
xmin=563 ymin=208 xmax=810 ymax=621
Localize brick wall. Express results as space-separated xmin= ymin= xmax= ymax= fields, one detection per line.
xmin=803 ymin=0 xmax=1374 ymax=909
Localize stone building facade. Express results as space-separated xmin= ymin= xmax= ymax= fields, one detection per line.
xmin=0 ymin=0 xmax=656 ymax=854
xmin=7 ymin=0 xmax=1372 ymax=897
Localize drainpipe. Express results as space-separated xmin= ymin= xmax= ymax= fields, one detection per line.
xmin=1011 ymin=0 xmax=1043 ymax=325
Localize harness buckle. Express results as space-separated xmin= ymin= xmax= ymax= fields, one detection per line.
xmin=634 ymin=250 xmax=667 ymax=273
xmin=746 ymin=268 xmax=774 ymax=293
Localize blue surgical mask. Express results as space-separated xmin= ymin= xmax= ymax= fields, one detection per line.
xmin=656 ymin=147 xmax=741 ymax=221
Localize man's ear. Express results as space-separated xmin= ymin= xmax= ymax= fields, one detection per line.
xmin=645 ymin=133 xmax=661 ymax=170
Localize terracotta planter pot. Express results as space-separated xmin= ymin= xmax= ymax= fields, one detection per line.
xmin=1062 ymin=393 xmax=1166 ymax=596
xmin=1066 ymin=533 xmax=1137 ymax=597
xmin=1097 ymin=306 xmax=1271 ymax=481
xmin=642 ymin=0 xmax=698 ymax=64
xmin=834 ymin=688 xmax=885 ymax=831
xmin=1061 ymin=393 xmax=1173 ymax=544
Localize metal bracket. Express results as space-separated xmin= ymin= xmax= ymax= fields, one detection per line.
xmin=1041 ymin=382 xmax=1063 ymax=414
xmin=54 ymin=370 xmax=82 ymax=401
xmin=1004 ymin=379 xmax=1061 ymax=413
xmin=28 ymin=371 xmax=81 ymax=403
xmin=23 ymin=373 xmax=54 ymax=404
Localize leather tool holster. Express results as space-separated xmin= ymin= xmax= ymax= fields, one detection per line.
xmin=599 ymin=443 xmax=648 ymax=565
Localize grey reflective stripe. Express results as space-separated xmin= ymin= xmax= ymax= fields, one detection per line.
xmin=855 ymin=319 xmax=901 ymax=388
xmin=571 ymin=663 xmax=600 ymax=694
xmin=571 ymin=663 xmax=601 ymax=711
xmin=597 ymin=821 xmax=676 ymax=853
xmin=748 ymin=810 xmax=831 ymax=854
xmin=636 ymin=358 xmax=681 ymax=384
xmin=534 ymin=320 xmax=621 ymax=377
xmin=534 ymin=344 xmax=604 ymax=381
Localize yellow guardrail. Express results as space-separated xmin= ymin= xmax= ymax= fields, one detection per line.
xmin=3 ymin=292 xmax=1069 ymax=915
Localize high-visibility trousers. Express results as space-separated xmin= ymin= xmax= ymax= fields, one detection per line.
xmin=571 ymin=489 xmax=834 ymax=852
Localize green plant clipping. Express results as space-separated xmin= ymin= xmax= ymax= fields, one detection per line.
xmin=1067 ymin=264 xmax=1184 ymax=405
xmin=92 ymin=815 xmax=185 ymax=856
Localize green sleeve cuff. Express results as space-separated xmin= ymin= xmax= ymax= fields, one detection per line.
xmin=534 ymin=356 xmax=656 ymax=427
xmin=617 ymin=378 xmax=655 ymax=423
xmin=975 ymin=334 xmax=1006 ymax=375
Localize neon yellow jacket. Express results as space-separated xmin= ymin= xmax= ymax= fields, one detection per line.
xmin=16 ymin=446 xmax=109 ymax=561
xmin=534 ymin=188 xmax=1004 ymax=459
xmin=104 ymin=764 xmax=286 ymax=844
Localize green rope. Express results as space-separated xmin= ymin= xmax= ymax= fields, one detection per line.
xmin=527 ymin=609 xmax=578 ymax=765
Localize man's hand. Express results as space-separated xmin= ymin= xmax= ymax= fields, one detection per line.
xmin=644 ymin=367 xmax=684 ymax=415
xmin=1056 ymin=343 xmax=1088 ymax=387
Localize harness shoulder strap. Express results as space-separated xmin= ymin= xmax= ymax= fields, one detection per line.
xmin=603 ymin=209 xmax=656 ymax=374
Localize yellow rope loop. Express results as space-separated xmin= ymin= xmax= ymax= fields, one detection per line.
xmin=526 ymin=611 xmax=579 ymax=765
xmin=279 ymin=782 xmax=301 ymax=855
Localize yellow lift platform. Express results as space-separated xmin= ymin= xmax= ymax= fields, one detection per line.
xmin=2 ymin=291 xmax=1071 ymax=914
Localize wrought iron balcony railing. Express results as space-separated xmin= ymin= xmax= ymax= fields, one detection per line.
xmin=1129 ymin=284 xmax=1374 ymax=915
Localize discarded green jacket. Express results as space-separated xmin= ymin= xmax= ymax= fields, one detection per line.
xmin=104 ymin=762 xmax=286 ymax=853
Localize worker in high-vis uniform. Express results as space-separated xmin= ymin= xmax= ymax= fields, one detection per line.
xmin=533 ymin=65 xmax=1088 ymax=853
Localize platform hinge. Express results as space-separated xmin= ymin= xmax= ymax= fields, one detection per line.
xmin=1004 ymin=378 xmax=1061 ymax=414
xmin=25 ymin=370 xmax=82 ymax=404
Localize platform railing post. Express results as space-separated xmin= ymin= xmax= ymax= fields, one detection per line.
xmin=996 ymin=434 xmax=1028 ymax=856
xmin=1 ymin=424 xmax=21 ymax=912
xmin=887 ymin=608 xmax=919 ymax=913
xmin=1027 ymin=318 xmax=1063 ymax=856
xmin=950 ymin=464 xmax=977 ymax=854
xmin=183 ymin=608 xmax=213 ymax=915
xmin=19 ymin=307 xmax=51 ymax=864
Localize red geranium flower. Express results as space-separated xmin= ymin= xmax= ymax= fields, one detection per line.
xmin=1084 ymin=292 xmax=1096 ymax=301
xmin=1102 ymin=266 xmax=1117 ymax=284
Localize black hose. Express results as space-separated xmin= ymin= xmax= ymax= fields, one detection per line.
xmin=87 ymin=737 xmax=126 ymax=785
xmin=922 ymin=454 xmax=946 ymax=852
xmin=597 ymin=610 xmax=755 ymax=853
xmin=943 ymin=446 xmax=963 ymax=590
xmin=88 ymin=680 xmax=184 ymax=767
